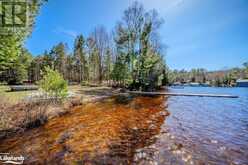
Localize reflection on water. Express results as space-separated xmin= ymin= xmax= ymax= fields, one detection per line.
xmin=1 ymin=87 xmax=248 ymax=165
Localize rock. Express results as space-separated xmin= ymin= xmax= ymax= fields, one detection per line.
xmin=211 ymin=140 xmax=218 ymax=144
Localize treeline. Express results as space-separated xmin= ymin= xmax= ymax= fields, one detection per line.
xmin=0 ymin=0 xmax=46 ymax=84
xmin=0 ymin=2 xmax=167 ymax=91
xmin=28 ymin=33 xmax=113 ymax=84
xmin=168 ymin=63 xmax=248 ymax=86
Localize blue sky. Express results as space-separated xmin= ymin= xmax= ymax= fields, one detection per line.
xmin=25 ymin=0 xmax=248 ymax=71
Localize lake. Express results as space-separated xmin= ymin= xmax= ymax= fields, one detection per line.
xmin=160 ymin=87 xmax=248 ymax=164
xmin=0 ymin=87 xmax=247 ymax=164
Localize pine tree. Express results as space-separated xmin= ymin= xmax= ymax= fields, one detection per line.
xmin=74 ymin=35 xmax=87 ymax=83
xmin=0 ymin=0 xmax=46 ymax=84
xmin=104 ymin=48 xmax=113 ymax=84
xmin=113 ymin=1 xmax=166 ymax=90
xmin=51 ymin=43 xmax=67 ymax=78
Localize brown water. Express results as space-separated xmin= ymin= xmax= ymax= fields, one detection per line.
xmin=0 ymin=96 xmax=169 ymax=164
xmin=1 ymin=87 xmax=248 ymax=165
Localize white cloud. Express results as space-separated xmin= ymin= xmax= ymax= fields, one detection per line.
xmin=53 ymin=27 xmax=78 ymax=38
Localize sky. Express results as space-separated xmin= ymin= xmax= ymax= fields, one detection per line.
xmin=25 ymin=0 xmax=248 ymax=71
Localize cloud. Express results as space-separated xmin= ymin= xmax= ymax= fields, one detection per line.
xmin=53 ymin=27 xmax=78 ymax=38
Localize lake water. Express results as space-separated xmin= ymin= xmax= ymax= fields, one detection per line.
xmin=158 ymin=87 xmax=248 ymax=164
xmin=0 ymin=87 xmax=247 ymax=164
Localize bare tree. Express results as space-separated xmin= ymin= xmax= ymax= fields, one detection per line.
xmin=90 ymin=26 xmax=110 ymax=83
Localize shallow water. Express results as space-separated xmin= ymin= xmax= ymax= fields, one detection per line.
xmin=0 ymin=87 xmax=248 ymax=165
xmin=160 ymin=87 xmax=248 ymax=165
xmin=0 ymin=96 xmax=169 ymax=164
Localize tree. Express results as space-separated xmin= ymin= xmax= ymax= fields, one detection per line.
xmin=90 ymin=26 xmax=109 ymax=83
xmin=0 ymin=36 xmax=21 ymax=72
xmin=51 ymin=43 xmax=67 ymax=78
xmin=87 ymin=37 xmax=99 ymax=83
xmin=114 ymin=1 xmax=166 ymax=90
xmin=74 ymin=35 xmax=87 ymax=83
xmin=0 ymin=0 xmax=46 ymax=84
xmin=42 ymin=50 xmax=54 ymax=69
xmin=111 ymin=54 xmax=129 ymax=86
xmin=104 ymin=48 xmax=113 ymax=84
xmin=65 ymin=54 xmax=74 ymax=82
xmin=1 ymin=1 xmax=168 ymax=90
xmin=39 ymin=67 xmax=68 ymax=99
xmin=29 ymin=56 xmax=43 ymax=82
xmin=3 ymin=48 xmax=32 ymax=85
xmin=243 ymin=62 xmax=248 ymax=78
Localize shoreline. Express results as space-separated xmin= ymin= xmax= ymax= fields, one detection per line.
xmin=0 ymin=95 xmax=169 ymax=164
xmin=0 ymin=86 xmax=120 ymax=140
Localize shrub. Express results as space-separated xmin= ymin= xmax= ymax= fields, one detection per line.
xmin=22 ymin=101 xmax=49 ymax=129
xmin=39 ymin=67 xmax=68 ymax=100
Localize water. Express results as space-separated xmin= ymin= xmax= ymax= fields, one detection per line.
xmin=0 ymin=96 xmax=168 ymax=164
xmin=0 ymin=87 xmax=248 ymax=164
xmin=161 ymin=87 xmax=248 ymax=164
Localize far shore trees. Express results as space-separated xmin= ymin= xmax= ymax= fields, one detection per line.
xmin=244 ymin=62 xmax=248 ymax=78
xmin=168 ymin=63 xmax=248 ymax=87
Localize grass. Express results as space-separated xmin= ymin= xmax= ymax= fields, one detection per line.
xmin=0 ymin=86 xmax=32 ymax=105
xmin=0 ymin=84 xmax=116 ymax=140
xmin=0 ymin=85 xmax=114 ymax=105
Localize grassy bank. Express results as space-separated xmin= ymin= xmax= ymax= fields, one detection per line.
xmin=0 ymin=85 xmax=119 ymax=140
xmin=0 ymin=85 xmax=117 ymax=104
xmin=0 ymin=86 xmax=30 ymax=105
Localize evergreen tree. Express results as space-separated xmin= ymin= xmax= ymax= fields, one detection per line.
xmin=50 ymin=43 xmax=67 ymax=78
xmin=104 ymin=48 xmax=113 ymax=84
xmin=74 ymin=35 xmax=87 ymax=83
xmin=0 ymin=0 xmax=46 ymax=84
xmin=7 ymin=49 xmax=32 ymax=84
xmin=113 ymin=1 xmax=166 ymax=90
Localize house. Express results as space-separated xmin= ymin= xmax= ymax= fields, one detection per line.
xmin=236 ymin=79 xmax=248 ymax=87
xmin=172 ymin=82 xmax=182 ymax=86
xmin=189 ymin=82 xmax=200 ymax=87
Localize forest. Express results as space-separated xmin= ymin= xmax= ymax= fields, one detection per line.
xmin=0 ymin=0 xmax=247 ymax=91
xmin=1 ymin=1 xmax=248 ymax=164
xmin=168 ymin=64 xmax=248 ymax=87
xmin=0 ymin=1 xmax=167 ymax=91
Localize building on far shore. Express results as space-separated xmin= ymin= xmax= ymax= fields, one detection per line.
xmin=236 ymin=79 xmax=248 ymax=87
